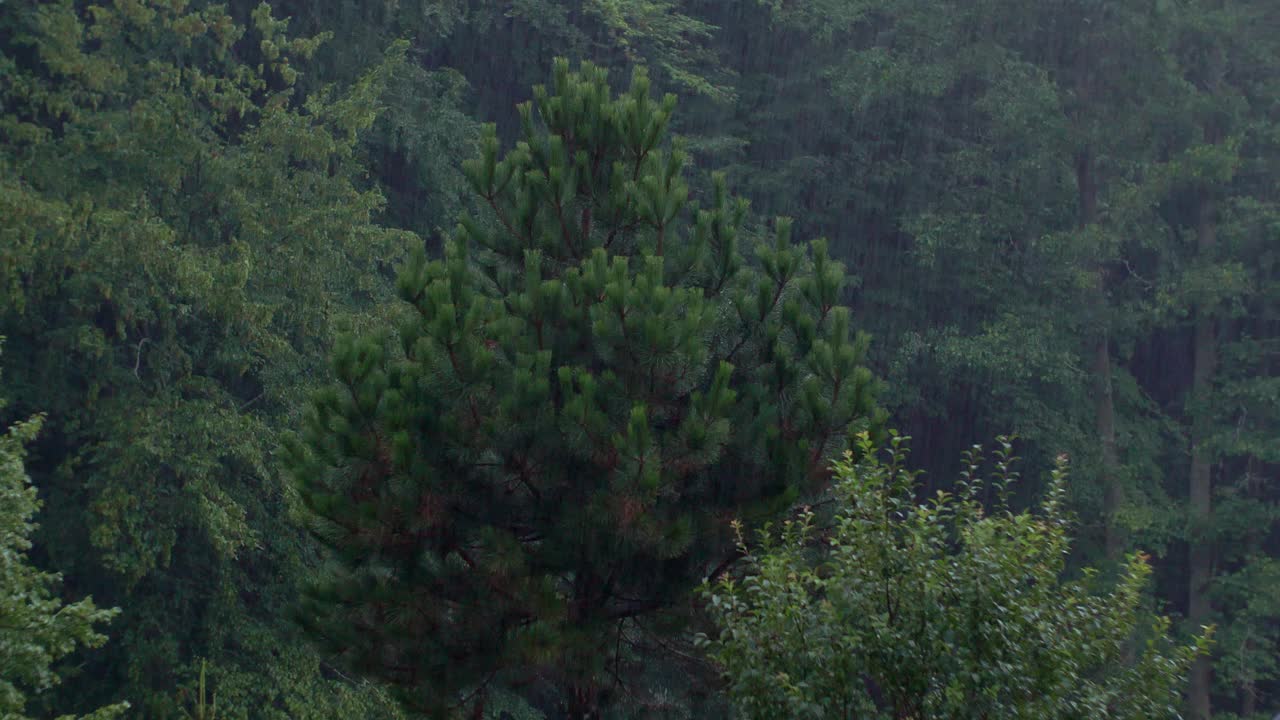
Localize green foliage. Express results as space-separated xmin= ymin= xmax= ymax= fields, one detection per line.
xmin=701 ymin=434 xmax=1211 ymax=720
xmin=0 ymin=0 xmax=1274 ymax=716
xmin=0 ymin=1 xmax=413 ymax=715
xmin=179 ymin=660 xmax=217 ymax=720
xmin=286 ymin=57 xmax=881 ymax=718
xmin=0 ymin=396 xmax=128 ymax=719
xmin=685 ymin=4 xmax=1280 ymax=711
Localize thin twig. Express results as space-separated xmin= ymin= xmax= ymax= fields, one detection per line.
xmin=133 ymin=338 xmax=151 ymax=378
xmin=238 ymin=392 xmax=265 ymax=413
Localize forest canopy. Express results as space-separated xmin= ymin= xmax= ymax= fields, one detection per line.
xmin=0 ymin=0 xmax=1276 ymax=719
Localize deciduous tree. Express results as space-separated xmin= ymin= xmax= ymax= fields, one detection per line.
xmin=702 ymin=434 xmax=1210 ymax=720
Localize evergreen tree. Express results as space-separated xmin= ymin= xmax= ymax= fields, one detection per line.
xmin=286 ymin=58 xmax=881 ymax=719
xmin=222 ymin=0 xmax=733 ymax=245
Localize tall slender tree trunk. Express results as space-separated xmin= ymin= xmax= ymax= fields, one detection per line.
xmin=1076 ymin=145 xmax=1124 ymax=560
xmin=1187 ymin=189 xmax=1218 ymax=720
xmin=1241 ymin=673 xmax=1256 ymax=718
xmin=1095 ymin=332 xmax=1123 ymax=559
xmin=566 ymin=683 xmax=601 ymax=720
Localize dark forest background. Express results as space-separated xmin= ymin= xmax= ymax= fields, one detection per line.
xmin=1 ymin=0 xmax=1276 ymax=718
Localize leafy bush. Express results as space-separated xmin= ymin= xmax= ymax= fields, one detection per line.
xmin=701 ymin=434 xmax=1210 ymax=720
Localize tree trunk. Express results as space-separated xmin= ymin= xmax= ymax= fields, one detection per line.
xmin=1095 ymin=331 xmax=1123 ymax=559
xmin=566 ymin=683 xmax=601 ymax=720
xmin=1241 ymin=676 xmax=1256 ymax=718
xmin=563 ymin=568 xmax=604 ymax=720
xmin=1076 ymin=145 xmax=1124 ymax=560
xmin=1187 ymin=190 xmax=1217 ymax=720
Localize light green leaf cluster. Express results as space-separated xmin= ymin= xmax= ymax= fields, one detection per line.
xmin=0 ymin=410 xmax=128 ymax=720
xmin=702 ymin=435 xmax=1210 ymax=720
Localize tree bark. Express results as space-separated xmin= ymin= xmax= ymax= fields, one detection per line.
xmin=1095 ymin=329 xmax=1123 ymax=560
xmin=566 ymin=683 xmax=601 ymax=720
xmin=1241 ymin=676 xmax=1256 ymax=718
xmin=1075 ymin=145 xmax=1124 ymax=560
xmin=1187 ymin=190 xmax=1217 ymax=720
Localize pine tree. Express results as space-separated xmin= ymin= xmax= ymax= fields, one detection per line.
xmin=286 ymin=58 xmax=881 ymax=719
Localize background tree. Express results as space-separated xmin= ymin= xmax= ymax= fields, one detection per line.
xmin=701 ymin=434 xmax=1211 ymax=720
xmin=687 ymin=4 xmax=1280 ymax=711
xmin=286 ymin=58 xmax=881 ymax=719
xmin=1144 ymin=2 xmax=1280 ymax=715
xmin=0 ymin=2 xmax=412 ymax=715
xmin=221 ymin=0 xmax=734 ymax=247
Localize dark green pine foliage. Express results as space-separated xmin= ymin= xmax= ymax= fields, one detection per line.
xmin=286 ymin=59 xmax=881 ymax=719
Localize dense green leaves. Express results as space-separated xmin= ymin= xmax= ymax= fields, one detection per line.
xmin=0 ymin=1 xmax=411 ymax=715
xmin=702 ymin=435 xmax=1210 ymax=720
xmin=0 ymin=382 xmax=127 ymax=719
xmin=0 ymin=0 xmax=1275 ymax=716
